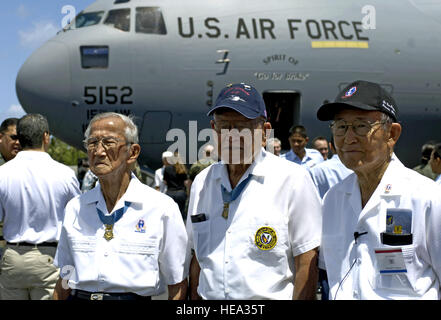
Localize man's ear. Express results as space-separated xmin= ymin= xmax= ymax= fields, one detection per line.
xmin=43 ymin=132 xmax=51 ymax=151
xmin=127 ymin=143 xmax=141 ymax=164
xmin=388 ymin=123 xmax=402 ymax=148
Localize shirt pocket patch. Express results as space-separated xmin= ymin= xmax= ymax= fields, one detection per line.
xmin=192 ymin=220 xmax=210 ymax=259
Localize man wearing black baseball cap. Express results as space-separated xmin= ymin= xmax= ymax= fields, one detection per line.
xmin=187 ymin=83 xmax=322 ymax=300
xmin=317 ymin=80 xmax=441 ymax=300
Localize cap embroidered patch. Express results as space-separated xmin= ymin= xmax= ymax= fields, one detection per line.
xmin=343 ymin=86 xmax=357 ymax=98
xmin=255 ymin=226 xmax=277 ymax=250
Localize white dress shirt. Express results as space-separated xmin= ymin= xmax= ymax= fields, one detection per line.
xmin=321 ymin=155 xmax=441 ymax=299
xmin=0 ymin=151 xmax=80 ymax=243
xmin=187 ymin=148 xmax=322 ymax=300
xmin=280 ymin=148 xmax=324 ymax=168
xmin=309 ymin=155 xmax=353 ymax=198
xmin=54 ymin=175 xmax=189 ymax=296
xmin=435 ymin=174 xmax=441 ymax=185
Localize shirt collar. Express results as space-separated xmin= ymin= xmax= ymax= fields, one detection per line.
xmin=345 ymin=153 xmax=404 ymax=197
xmin=212 ymin=148 xmax=268 ymax=191
xmin=14 ymin=150 xmax=51 ymax=160
xmin=83 ymin=173 xmax=144 ymax=209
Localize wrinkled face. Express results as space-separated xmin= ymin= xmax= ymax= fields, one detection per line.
xmin=211 ymin=110 xmax=264 ymax=164
xmin=333 ymin=109 xmax=396 ymax=173
xmin=429 ymin=150 xmax=441 ymax=174
xmin=289 ymin=133 xmax=308 ymax=155
xmin=86 ymin=117 xmax=131 ymax=178
xmin=314 ymin=139 xmax=329 ymax=160
xmin=0 ymin=125 xmax=20 ymax=161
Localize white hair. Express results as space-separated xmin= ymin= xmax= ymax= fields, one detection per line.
xmin=266 ymin=137 xmax=281 ymax=148
xmin=84 ymin=112 xmax=139 ymax=144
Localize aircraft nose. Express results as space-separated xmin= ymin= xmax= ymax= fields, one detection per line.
xmin=16 ymin=41 xmax=71 ymax=115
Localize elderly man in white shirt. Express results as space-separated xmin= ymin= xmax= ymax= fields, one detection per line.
xmin=187 ymin=83 xmax=322 ymax=300
xmin=0 ymin=114 xmax=80 ymax=300
xmin=317 ymin=80 xmax=441 ymax=300
xmin=53 ymin=112 xmax=188 ymax=300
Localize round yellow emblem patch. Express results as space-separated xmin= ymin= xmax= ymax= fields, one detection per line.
xmin=255 ymin=227 xmax=277 ymax=250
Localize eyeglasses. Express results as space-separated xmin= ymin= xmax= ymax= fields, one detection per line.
xmin=330 ymin=119 xmax=386 ymax=136
xmin=84 ymin=136 xmax=127 ymax=151
xmin=8 ymin=134 xmax=18 ymax=140
xmin=214 ymin=119 xmax=264 ymax=132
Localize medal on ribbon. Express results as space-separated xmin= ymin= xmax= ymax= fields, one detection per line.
xmin=96 ymin=201 xmax=131 ymax=241
xmin=104 ymin=225 xmax=114 ymax=241
xmin=221 ymin=175 xmax=253 ymax=220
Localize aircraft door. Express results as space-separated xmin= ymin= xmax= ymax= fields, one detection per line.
xmin=139 ymin=111 xmax=172 ymax=144
xmin=262 ymin=91 xmax=301 ymax=152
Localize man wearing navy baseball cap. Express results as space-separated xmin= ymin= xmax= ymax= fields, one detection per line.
xmin=186 ymin=83 xmax=322 ymax=300
xmin=317 ymin=80 xmax=441 ymax=300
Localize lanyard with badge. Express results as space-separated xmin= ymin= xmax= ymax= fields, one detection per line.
xmin=96 ymin=201 xmax=132 ymax=241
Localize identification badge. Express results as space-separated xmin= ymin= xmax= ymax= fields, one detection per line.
xmin=374 ymin=248 xmax=407 ymax=275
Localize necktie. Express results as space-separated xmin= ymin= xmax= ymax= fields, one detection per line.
xmin=96 ymin=201 xmax=131 ymax=241
xmin=220 ymin=175 xmax=253 ymax=219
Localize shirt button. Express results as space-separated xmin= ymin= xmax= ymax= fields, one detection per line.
xmin=225 ymin=288 xmax=230 ymax=294
xmin=104 ymin=252 xmax=109 ymax=257
xmin=353 ymin=290 xmax=359 ymax=298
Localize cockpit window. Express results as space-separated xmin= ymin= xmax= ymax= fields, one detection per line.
xmin=136 ymin=7 xmax=167 ymax=35
xmin=72 ymin=11 xmax=104 ymax=29
xmin=104 ymin=9 xmax=131 ymax=32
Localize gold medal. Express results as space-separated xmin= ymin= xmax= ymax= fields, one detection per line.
xmin=222 ymin=203 xmax=229 ymax=219
xmin=104 ymin=224 xmax=114 ymax=241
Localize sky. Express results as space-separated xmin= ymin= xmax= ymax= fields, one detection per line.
xmin=0 ymin=1 xmax=94 ymax=122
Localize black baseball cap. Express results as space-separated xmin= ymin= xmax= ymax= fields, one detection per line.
xmin=207 ymin=83 xmax=267 ymax=119
xmin=317 ymin=80 xmax=398 ymax=122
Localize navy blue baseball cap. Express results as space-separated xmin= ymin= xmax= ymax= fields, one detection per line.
xmin=317 ymin=80 xmax=399 ymax=122
xmin=207 ymin=83 xmax=267 ymax=119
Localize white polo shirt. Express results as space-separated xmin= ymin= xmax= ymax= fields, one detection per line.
xmin=321 ymin=156 xmax=441 ymax=299
xmin=187 ymin=148 xmax=322 ymax=300
xmin=54 ymin=175 xmax=189 ymax=296
xmin=0 ymin=151 xmax=80 ymax=243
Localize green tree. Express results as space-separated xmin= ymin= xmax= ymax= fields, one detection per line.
xmin=48 ymin=136 xmax=87 ymax=166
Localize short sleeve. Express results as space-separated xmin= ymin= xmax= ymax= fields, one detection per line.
xmin=54 ymin=200 xmax=76 ymax=274
xmin=158 ymin=199 xmax=190 ymax=285
xmin=288 ymin=167 xmax=322 ymax=257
